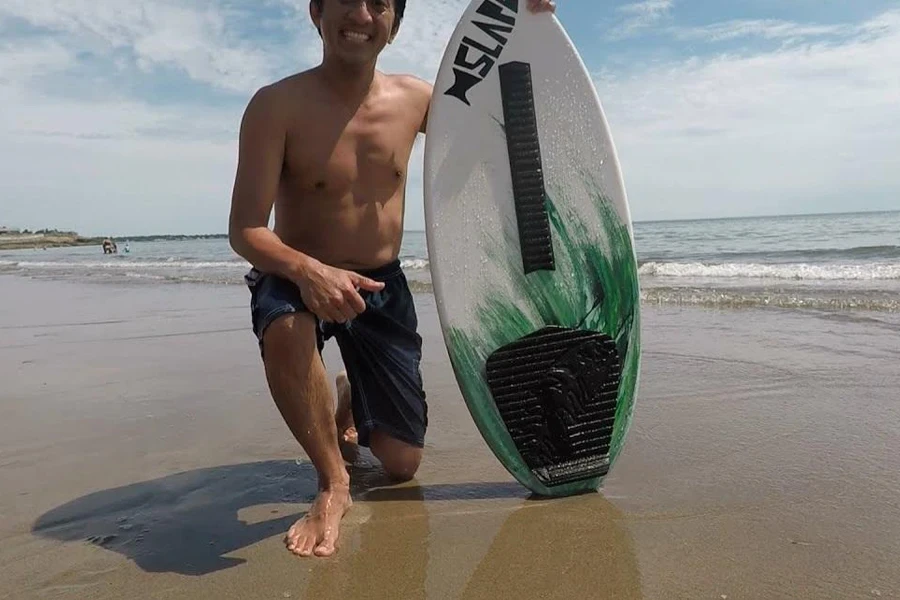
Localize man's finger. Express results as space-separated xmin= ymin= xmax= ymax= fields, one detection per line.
xmin=318 ymin=304 xmax=344 ymax=324
xmin=345 ymin=287 xmax=366 ymax=314
xmin=352 ymin=274 xmax=385 ymax=292
xmin=342 ymin=305 xmax=358 ymax=322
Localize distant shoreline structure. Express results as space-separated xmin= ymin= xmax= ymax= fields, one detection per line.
xmin=2 ymin=208 xmax=897 ymax=251
xmin=0 ymin=230 xmax=227 ymax=251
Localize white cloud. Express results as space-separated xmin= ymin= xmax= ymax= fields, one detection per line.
xmin=0 ymin=0 xmax=464 ymax=235
xmin=596 ymin=9 xmax=900 ymax=220
xmin=673 ymin=19 xmax=849 ymax=43
xmin=609 ymin=0 xmax=674 ymax=38
xmin=2 ymin=1 xmax=898 ymax=235
xmin=0 ymin=40 xmax=74 ymax=83
xmin=0 ymin=0 xmax=276 ymax=93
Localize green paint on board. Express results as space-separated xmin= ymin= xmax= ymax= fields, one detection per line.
xmin=444 ymin=175 xmax=641 ymax=497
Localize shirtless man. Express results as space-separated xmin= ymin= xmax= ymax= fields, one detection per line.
xmin=228 ymin=0 xmax=555 ymax=558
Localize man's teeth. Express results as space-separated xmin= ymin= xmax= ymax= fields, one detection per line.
xmin=342 ymin=31 xmax=370 ymax=42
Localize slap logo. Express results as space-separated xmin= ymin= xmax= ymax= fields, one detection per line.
xmin=444 ymin=0 xmax=518 ymax=106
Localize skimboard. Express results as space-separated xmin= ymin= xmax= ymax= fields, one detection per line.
xmin=423 ymin=1 xmax=642 ymax=497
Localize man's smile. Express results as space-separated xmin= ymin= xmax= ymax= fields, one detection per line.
xmin=341 ymin=30 xmax=372 ymax=43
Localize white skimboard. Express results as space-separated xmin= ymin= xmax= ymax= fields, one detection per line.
xmin=423 ymin=0 xmax=641 ymax=496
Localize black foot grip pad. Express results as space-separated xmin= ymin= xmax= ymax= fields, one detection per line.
xmin=498 ymin=61 xmax=554 ymax=274
xmin=485 ymin=326 xmax=622 ymax=487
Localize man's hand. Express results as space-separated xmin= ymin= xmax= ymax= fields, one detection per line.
xmin=526 ymin=0 xmax=556 ymax=13
xmin=295 ymin=261 xmax=385 ymax=324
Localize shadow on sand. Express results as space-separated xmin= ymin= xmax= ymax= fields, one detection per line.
xmin=31 ymin=459 xmax=526 ymax=576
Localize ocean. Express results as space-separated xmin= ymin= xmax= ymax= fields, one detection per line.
xmin=2 ymin=210 xmax=898 ymax=312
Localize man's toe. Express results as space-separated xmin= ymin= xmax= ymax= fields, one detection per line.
xmin=296 ymin=535 xmax=317 ymax=556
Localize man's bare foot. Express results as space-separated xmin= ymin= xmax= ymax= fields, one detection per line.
xmin=284 ymin=485 xmax=352 ymax=557
xmin=335 ymin=371 xmax=359 ymax=463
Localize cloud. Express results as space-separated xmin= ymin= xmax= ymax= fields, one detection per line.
xmin=673 ymin=19 xmax=850 ymax=43
xmin=608 ymin=0 xmax=674 ymax=39
xmin=0 ymin=0 xmax=466 ymax=235
xmin=0 ymin=0 xmax=278 ymax=94
xmin=2 ymin=1 xmax=897 ymax=235
xmin=596 ymin=9 xmax=900 ymax=220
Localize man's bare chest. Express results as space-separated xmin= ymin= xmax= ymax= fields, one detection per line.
xmin=282 ymin=112 xmax=415 ymax=192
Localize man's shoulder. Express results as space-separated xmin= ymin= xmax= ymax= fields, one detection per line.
xmin=384 ymin=73 xmax=432 ymax=97
xmin=381 ymin=73 xmax=432 ymax=114
xmin=252 ymin=70 xmax=316 ymax=103
xmin=240 ymin=70 xmax=319 ymax=129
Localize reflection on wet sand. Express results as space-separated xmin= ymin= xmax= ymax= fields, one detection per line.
xmin=304 ymin=472 xmax=641 ymax=600
xmin=304 ymin=483 xmax=430 ymax=599
xmin=459 ymin=494 xmax=641 ymax=600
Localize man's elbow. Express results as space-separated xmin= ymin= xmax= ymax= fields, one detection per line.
xmin=228 ymin=218 xmax=250 ymax=257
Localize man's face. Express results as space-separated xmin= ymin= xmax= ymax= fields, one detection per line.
xmin=311 ymin=0 xmax=398 ymax=65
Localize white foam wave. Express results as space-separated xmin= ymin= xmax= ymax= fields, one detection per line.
xmin=639 ymin=262 xmax=900 ymax=281
xmin=400 ymin=258 xmax=429 ymax=270
xmin=8 ymin=258 xmax=431 ymax=272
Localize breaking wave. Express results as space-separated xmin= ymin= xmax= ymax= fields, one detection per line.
xmin=639 ymin=262 xmax=900 ymax=281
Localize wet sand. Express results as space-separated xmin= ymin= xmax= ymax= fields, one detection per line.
xmin=1 ymin=274 xmax=899 ymax=599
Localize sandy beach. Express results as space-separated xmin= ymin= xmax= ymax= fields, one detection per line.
xmin=1 ymin=273 xmax=899 ymax=599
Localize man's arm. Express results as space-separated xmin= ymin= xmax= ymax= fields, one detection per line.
xmin=228 ymin=85 xmax=315 ymax=281
xmin=397 ymin=76 xmax=432 ymax=135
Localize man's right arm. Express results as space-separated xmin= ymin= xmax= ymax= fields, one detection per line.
xmin=228 ymin=85 xmax=315 ymax=282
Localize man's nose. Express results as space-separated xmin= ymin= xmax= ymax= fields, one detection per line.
xmin=345 ymin=1 xmax=374 ymax=24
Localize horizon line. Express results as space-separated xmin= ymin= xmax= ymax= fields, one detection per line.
xmin=9 ymin=207 xmax=896 ymax=239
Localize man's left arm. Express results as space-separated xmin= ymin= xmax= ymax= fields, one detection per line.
xmin=397 ymin=76 xmax=431 ymax=135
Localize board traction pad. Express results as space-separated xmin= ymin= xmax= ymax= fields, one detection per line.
xmin=498 ymin=61 xmax=555 ymax=274
xmin=485 ymin=327 xmax=622 ymax=487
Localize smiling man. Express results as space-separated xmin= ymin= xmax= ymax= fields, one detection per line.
xmin=228 ymin=0 xmax=555 ymax=558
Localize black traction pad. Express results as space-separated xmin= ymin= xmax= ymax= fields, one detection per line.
xmin=498 ymin=61 xmax=554 ymax=274
xmin=485 ymin=326 xmax=622 ymax=487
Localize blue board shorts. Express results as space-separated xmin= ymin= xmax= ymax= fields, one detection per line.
xmin=244 ymin=260 xmax=427 ymax=449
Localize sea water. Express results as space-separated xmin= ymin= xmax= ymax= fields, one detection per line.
xmin=2 ymin=210 xmax=898 ymax=312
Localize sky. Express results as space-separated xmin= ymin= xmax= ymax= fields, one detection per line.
xmin=0 ymin=0 xmax=898 ymax=236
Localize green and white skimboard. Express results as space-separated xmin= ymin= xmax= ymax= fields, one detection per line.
xmin=423 ymin=0 xmax=641 ymax=497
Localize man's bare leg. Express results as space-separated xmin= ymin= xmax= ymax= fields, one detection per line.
xmin=262 ymin=313 xmax=351 ymax=558
xmin=335 ymin=371 xmax=359 ymax=463
xmin=335 ymin=372 xmax=423 ymax=481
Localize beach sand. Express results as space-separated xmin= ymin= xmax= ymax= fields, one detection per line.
xmin=2 ymin=273 xmax=899 ymax=599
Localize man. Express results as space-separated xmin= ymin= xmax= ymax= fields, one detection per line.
xmin=228 ymin=0 xmax=556 ymax=559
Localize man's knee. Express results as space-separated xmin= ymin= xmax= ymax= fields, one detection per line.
xmin=261 ymin=312 xmax=318 ymax=365
xmin=381 ymin=453 xmax=422 ymax=482
xmin=370 ymin=430 xmax=423 ymax=482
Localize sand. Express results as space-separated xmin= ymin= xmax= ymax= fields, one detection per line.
xmin=1 ymin=273 xmax=899 ymax=599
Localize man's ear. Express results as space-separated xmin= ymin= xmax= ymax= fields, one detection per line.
xmin=309 ymin=0 xmax=323 ymax=35
xmin=388 ymin=22 xmax=400 ymax=43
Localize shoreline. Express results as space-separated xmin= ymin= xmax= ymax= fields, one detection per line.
xmin=0 ymin=233 xmax=228 ymax=251
xmin=2 ymin=270 xmax=898 ymax=314
xmin=0 ymin=235 xmax=101 ymax=250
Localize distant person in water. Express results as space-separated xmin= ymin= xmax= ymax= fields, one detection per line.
xmin=102 ymin=238 xmax=117 ymax=254
xmin=228 ymin=0 xmax=556 ymax=558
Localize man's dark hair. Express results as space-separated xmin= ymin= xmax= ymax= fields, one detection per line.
xmin=311 ymin=0 xmax=407 ymax=33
